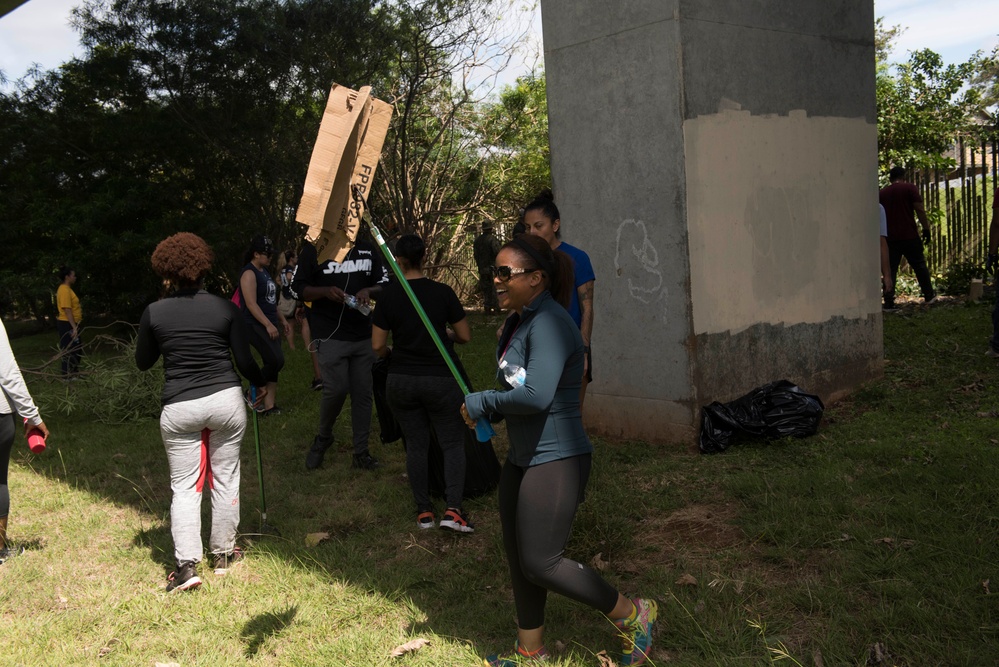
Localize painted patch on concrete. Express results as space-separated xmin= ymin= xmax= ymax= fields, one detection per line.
xmin=684 ymin=109 xmax=879 ymax=336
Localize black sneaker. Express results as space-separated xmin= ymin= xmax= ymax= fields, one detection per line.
xmin=306 ymin=435 xmax=333 ymax=470
xmin=210 ymin=546 xmax=245 ymax=575
xmin=311 ymin=378 xmax=323 ymax=391
xmin=259 ymin=406 xmax=282 ymax=417
xmin=166 ymin=561 xmax=202 ymax=592
xmin=351 ymin=452 xmax=380 ymax=470
xmin=0 ymin=545 xmax=24 ymax=565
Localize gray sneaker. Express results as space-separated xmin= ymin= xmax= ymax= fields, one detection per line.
xmin=210 ymin=546 xmax=245 ymax=575
xmin=351 ymin=452 xmax=380 ymax=470
xmin=306 ymin=435 xmax=333 ymax=470
xmin=986 ymin=348 xmax=999 ymax=358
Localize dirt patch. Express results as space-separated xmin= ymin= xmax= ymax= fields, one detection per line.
xmin=620 ymin=503 xmax=747 ymax=576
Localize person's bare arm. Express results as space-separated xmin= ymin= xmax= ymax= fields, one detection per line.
xmin=450 ymin=318 xmax=471 ymax=344
xmin=989 ymin=208 xmax=999 ymax=257
xmin=240 ymin=271 xmax=278 ymax=340
xmin=914 ymin=201 xmax=930 ymax=234
xmin=578 ymin=280 xmax=594 ymax=347
xmin=371 ymin=325 xmax=390 ymax=358
xmin=880 ymin=236 xmax=891 ymax=292
xmin=301 ymin=285 xmax=346 ymax=303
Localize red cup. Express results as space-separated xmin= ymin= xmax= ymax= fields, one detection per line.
xmin=24 ymin=420 xmax=45 ymax=454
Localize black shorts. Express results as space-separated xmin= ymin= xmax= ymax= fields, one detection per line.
xmin=584 ymin=345 xmax=593 ymax=383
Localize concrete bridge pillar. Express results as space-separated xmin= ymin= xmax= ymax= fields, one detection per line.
xmin=540 ymin=0 xmax=881 ymax=442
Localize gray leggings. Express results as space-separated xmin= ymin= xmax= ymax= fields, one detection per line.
xmin=160 ymin=386 xmax=246 ymax=564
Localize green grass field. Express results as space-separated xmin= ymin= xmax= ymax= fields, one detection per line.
xmin=1 ymin=304 xmax=997 ymax=666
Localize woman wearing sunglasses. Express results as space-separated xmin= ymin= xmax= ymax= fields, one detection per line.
xmin=462 ymin=234 xmax=656 ymax=666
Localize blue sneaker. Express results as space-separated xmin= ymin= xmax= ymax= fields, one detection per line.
xmin=483 ymin=642 xmax=547 ymax=666
xmin=614 ymin=598 xmax=658 ymax=665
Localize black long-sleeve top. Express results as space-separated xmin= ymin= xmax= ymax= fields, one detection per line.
xmin=135 ymin=289 xmax=266 ymax=406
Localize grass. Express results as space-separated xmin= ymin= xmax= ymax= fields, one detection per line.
xmin=1 ymin=304 xmax=998 ymax=665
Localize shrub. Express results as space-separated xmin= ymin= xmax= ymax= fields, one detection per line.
xmin=936 ymin=257 xmax=985 ymax=296
xmin=48 ymin=333 xmax=162 ymax=424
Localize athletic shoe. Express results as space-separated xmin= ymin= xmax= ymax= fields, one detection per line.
xmin=351 ymin=452 xmax=380 ymax=470
xmin=0 ymin=545 xmax=24 ymax=565
xmin=417 ymin=511 xmax=435 ymax=529
xmin=210 ymin=546 xmax=245 ymax=575
xmin=166 ymin=561 xmax=202 ymax=592
xmin=306 ymin=435 xmax=333 ymax=470
xmin=439 ymin=507 xmax=474 ymax=533
xmin=926 ymin=295 xmax=940 ymax=305
xmin=614 ymin=598 xmax=658 ymax=666
xmin=259 ymin=406 xmax=282 ymax=417
xmin=986 ymin=348 xmax=999 ymax=358
xmin=311 ymin=378 xmax=323 ymax=391
xmin=483 ymin=642 xmax=548 ymax=666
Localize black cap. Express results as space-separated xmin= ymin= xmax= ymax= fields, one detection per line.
xmin=250 ymin=235 xmax=274 ymax=255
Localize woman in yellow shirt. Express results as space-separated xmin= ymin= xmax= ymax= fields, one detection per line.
xmin=56 ymin=267 xmax=83 ymax=377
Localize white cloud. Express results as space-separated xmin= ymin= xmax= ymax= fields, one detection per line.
xmin=875 ymin=0 xmax=998 ymax=64
xmin=0 ymin=0 xmax=80 ymax=82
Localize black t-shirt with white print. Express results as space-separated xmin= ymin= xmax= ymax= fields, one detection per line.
xmin=292 ymin=239 xmax=389 ymax=342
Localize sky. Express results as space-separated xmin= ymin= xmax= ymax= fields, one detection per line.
xmin=0 ymin=0 xmax=996 ymax=88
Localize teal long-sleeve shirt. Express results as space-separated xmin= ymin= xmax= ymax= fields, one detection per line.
xmin=464 ymin=290 xmax=592 ymax=467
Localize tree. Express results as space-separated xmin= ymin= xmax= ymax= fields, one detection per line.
xmin=375 ymin=0 xmax=529 ymax=279
xmin=476 ymin=70 xmax=550 ymax=222
xmin=970 ymin=44 xmax=999 ymax=110
xmin=0 ymin=0 xmax=399 ymax=319
xmin=876 ymin=18 xmax=987 ymax=176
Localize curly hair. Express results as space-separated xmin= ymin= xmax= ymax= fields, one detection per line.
xmin=151 ymin=233 xmax=214 ymax=286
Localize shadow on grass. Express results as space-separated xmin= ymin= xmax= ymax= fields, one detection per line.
xmin=9 ymin=314 xmax=653 ymax=659
xmin=133 ymin=523 xmax=174 ymax=575
xmin=241 ymin=605 xmax=298 ymax=658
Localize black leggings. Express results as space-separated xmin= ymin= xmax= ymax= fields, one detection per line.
xmin=246 ymin=321 xmax=285 ymax=383
xmin=498 ymin=454 xmax=619 ymax=630
xmin=0 ymin=413 xmax=14 ymax=518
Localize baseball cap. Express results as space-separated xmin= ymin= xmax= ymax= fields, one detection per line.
xmin=250 ymin=235 xmax=274 ymax=255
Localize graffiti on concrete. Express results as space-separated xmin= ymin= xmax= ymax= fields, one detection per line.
xmin=614 ymin=218 xmax=665 ymax=305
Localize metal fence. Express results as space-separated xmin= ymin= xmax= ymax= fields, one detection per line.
xmin=915 ymin=123 xmax=999 ymax=274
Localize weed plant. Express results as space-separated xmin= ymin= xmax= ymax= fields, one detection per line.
xmin=0 ymin=306 xmax=997 ymax=665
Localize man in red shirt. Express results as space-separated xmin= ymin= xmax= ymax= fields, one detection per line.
xmin=879 ymin=166 xmax=937 ymax=305
xmin=984 ymin=187 xmax=999 ymax=356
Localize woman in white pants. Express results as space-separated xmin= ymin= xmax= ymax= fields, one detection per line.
xmin=135 ymin=233 xmax=266 ymax=592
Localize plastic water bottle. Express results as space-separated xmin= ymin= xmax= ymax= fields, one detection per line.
xmin=344 ymin=294 xmax=372 ymax=316
xmin=499 ymin=359 xmax=526 ymax=388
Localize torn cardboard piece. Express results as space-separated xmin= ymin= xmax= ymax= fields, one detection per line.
xmin=296 ymin=84 xmax=393 ymax=263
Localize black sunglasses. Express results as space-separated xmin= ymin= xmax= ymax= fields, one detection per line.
xmin=490 ymin=265 xmax=534 ymax=281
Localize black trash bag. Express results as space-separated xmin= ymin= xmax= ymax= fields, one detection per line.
xmin=699 ymin=380 xmax=824 ymax=454
xmin=372 ymin=351 xmax=501 ymax=499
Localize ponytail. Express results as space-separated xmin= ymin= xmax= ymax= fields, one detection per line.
xmin=504 ymin=235 xmax=573 ymax=309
